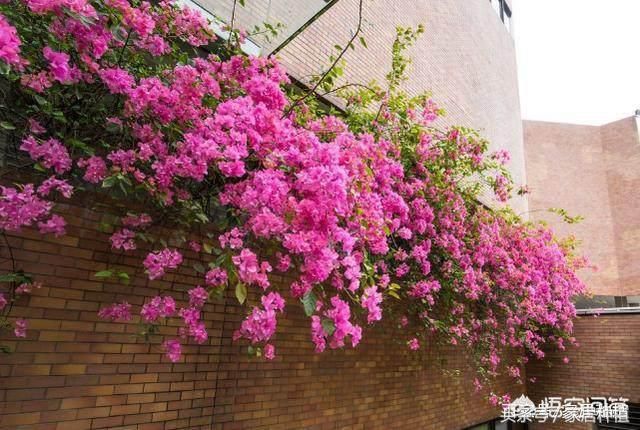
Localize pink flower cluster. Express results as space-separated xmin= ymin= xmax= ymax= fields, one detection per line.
xmin=0 ymin=185 xmax=66 ymax=236
xmin=143 ymin=249 xmax=183 ymax=280
xmin=233 ymin=292 xmax=285 ymax=350
xmin=98 ymin=302 xmax=132 ymax=321
xmin=0 ymin=14 xmax=25 ymax=69
xmin=1 ymin=0 xmax=587 ymax=396
xmin=110 ymin=229 xmax=136 ymax=250
xmin=205 ymin=268 xmax=227 ymax=287
xmin=163 ymin=339 xmax=181 ymax=362
xmin=232 ymin=248 xmax=271 ymax=289
xmin=20 ymin=136 xmax=72 ymax=174
xmin=77 ymin=156 xmax=107 ymax=183
xmin=311 ymin=296 xmax=362 ymax=353
xmin=140 ymin=296 xmax=176 ymax=322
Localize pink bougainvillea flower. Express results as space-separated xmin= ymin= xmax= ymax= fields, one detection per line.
xmin=20 ymin=136 xmax=72 ymax=174
xmin=264 ymin=344 xmax=275 ymax=360
xmin=163 ymin=339 xmax=182 ymax=362
xmin=77 ymin=156 xmax=108 ymax=184
xmin=361 ymin=285 xmax=382 ymax=324
xmin=188 ymin=286 xmax=208 ymax=309
xmin=0 ymin=14 xmax=26 ymax=70
xmin=16 ymin=282 xmax=42 ymax=295
xmin=37 ymin=214 xmax=66 ymax=237
xmin=205 ymin=267 xmax=227 ymax=287
xmin=98 ymin=67 xmax=135 ymax=94
xmin=140 ymin=296 xmax=176 ymax=322
xmin=408 ymin=338 xmax=420 ymax=351
xmin=188 ymin=241 xmax=201 ymax=252
xmin=110 ymin=229 xmax=136 ymax=251
xmin=0 ymin=185 xmax=53 ymax=232
xmin=98 ymin=302 xmax=133 ymax=321
xmin=14 ymin=319 xmax=28 ymax=338
xmin=42 ymin=46 xmax=75 ymax=83
xmin=143 ymin=249 xmax=183 ymax=280
xmin=37 ymin=177 xmax=73 ymax=198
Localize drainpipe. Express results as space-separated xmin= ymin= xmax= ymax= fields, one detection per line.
xmin=269 ymin=0 xmax=341 ymax=56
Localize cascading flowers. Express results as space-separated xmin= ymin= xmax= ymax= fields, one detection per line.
xmin=0 ymin=0 xmax=586 ymax=401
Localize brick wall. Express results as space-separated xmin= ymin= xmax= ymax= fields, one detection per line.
xmin=523 ymin=118 xmax=640 ymax=296
xmin=601 ymin=118 xmax=640 ymax=297
xmin=523 ymin=121 xmax=618 ymax=296
xmin=0 ymin=200 xmax=522 ymax=429
xmin=526 ymin=314 xmax=640 ymax=430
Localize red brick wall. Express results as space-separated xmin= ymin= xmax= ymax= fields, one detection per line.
xmin=0 ymin=201 xmax=522 ymax=429
xmin=526 ymin=314 xmax=640 ymax=430
xmin=523 ymin=118 xmax=640 ymax=296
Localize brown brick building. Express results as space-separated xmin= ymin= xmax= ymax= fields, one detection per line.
xmin=1 ymin=1 xmax=639 ymax=429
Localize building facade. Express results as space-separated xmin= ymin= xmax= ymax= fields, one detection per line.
xmin=523 ymin=116 xmax=640 ymax=429
xmin=524 ymin=117 xmax=640 ymax=298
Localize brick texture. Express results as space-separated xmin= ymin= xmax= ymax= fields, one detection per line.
xmin=526 ymin=314 xmax=640 ymax=430
xmin=523 ymin=117 xmax=640 ymax=296
xmin=0 ymin=200 xmax=523 ymax=429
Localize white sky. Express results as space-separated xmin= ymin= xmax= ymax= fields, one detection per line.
xmin=514 ymin=0 xmax=640 ymax=125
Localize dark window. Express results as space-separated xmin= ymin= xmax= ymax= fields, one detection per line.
xmin=489 ymin=0 xmax=512 ymax=32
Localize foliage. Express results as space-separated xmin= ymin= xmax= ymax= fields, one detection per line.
xmin=0 ymin=0 xmax=587 ymax=402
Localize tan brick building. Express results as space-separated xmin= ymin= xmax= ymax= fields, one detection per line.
xmin=523 ymin=116 xmax=640 ymax=429
xmin=524 ymin=117 xmax=640 ymax=298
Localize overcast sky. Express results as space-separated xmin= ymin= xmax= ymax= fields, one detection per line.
xmin=515 ymin=0 xmax=640 ymax=125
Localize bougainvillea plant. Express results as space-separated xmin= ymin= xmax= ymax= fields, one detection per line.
xmin=0 ymin=0 xmax=587 ymax=403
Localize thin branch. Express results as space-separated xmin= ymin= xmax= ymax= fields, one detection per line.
xmin=227 ymin=0 xmax=239 ymax=50
xmin=319 ymin=82 xmax=378 ymax=98
xmin=282 ymin=0 xmax=365 ymax=118
xmin=1 ymin=232 xmax=17 ymax=318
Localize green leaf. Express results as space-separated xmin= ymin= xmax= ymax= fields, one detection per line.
xmin=117 ymin=272 xmax=130 ymax=284
xmin=0 ymin=344 xmax=11 ymax=354
xmin=238 ymin=0 xmax=245 ymax=6
xmin=321 ymin=318 xmax=336 ymax=336
xmin=0 ymin=121 xmax=16 ymax=130
xmin=359 ymin=36 xmax=368 ymax=48
xmin=193 ymin=262 xmax=205 ymax=274
xmin=0 ymin=274 xmax=18 ymax=283
xmin=0 ymin=272 xmax=30 ymax=283
xmin=33 ymin=94 xmax=48 ymax=106
xmin=94 ymin=270 xmax=113 ymax=279
xmin=235 ymin=283 xmax=247 ymax=305
xmin=301 ymin=290 xmax=317 ymax=317
xmin=202 ymin=242 xmax=213 ymax=254
xmin=102 ymin=176 xmax=117 ymax=188
xmin=68 ymin=138 xmax=94 ymax=155
xmin=388 ymin=290 xmax=400 ymax=299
